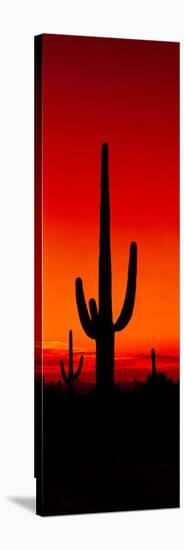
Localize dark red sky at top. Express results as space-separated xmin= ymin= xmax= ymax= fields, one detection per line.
xmin=37 ymin=34 xmax=179 ymax=383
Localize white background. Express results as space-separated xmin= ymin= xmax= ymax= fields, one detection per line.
xmin=0 ymin=1 xmax=183 ymax=548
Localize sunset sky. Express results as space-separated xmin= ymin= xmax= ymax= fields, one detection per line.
xmin=36 ymin=34 xmax=179 ymax=383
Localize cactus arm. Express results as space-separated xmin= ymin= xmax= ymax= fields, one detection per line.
xmin=89 ymin=298 xmax=98 ymax=323
xmin=60 ymin=360 xmax=68 ymax=384
xmin=114 ymin=242 xmax=137 ymax=332
xmin=75 ymin=277 xmax=96 ymax=338
xmin=74 ymin=355 xmax=84 ymax=379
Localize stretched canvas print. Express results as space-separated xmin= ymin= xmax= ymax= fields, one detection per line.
xmin=34 ymin=34 xmax=180 ymax=516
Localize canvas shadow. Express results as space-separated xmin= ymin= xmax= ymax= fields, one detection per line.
xmin=8 ymin=496 xmax=36 ymax=514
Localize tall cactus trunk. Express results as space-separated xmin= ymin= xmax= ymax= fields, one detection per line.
xmin=75 ymin=143 xmax=137 ymax=393
xmin=96 ymin=331 xmax=114 ymax=390
xmin=99 ymin=144 xmax=112 ymax=322
xmin=97 ymin=144 xmax=114 ymax=389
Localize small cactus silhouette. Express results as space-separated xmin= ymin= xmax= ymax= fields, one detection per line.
xmin=151 ymin=348 xmax=157 ymax=382
xmin=60 ymin=330 xmax=83 ymax=387
xmin=75 ymin=144 xmax=137 ymax=390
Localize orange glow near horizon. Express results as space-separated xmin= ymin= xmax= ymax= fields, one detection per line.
xmin=38 ymin=35 xmax=179 ymax=382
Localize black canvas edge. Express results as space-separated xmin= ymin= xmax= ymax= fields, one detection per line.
xmin=34 ymin=34 xmax=44 ymax=516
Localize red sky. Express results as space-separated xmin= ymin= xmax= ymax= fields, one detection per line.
xmin=36 ymin=34 xmax=179 ymax=383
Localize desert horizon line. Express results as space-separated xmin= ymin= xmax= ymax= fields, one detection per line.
xmin=35 ymin=342 xmax=179 ymax=357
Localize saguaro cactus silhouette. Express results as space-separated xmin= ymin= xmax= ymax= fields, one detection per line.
xmin=75 ymin=143 xmax=137 ymax=390
xmin=60 ymin=330 xmax=83 ymax=387
xmin=151 ymin=348 xmax=157 ymax=382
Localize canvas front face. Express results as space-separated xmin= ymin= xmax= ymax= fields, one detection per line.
xmin=35 ymin=34 xmax=179 ymax=516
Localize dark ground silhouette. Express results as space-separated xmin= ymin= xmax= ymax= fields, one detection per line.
xmin=35 ymin=376 xmax=179 ymax=515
